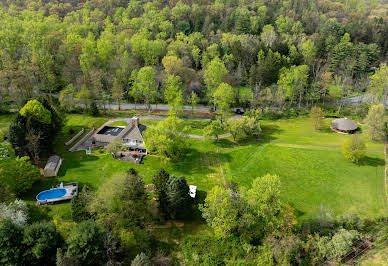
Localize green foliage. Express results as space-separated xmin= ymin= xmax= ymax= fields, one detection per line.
xmin=278 ymin=65 xmax=309 ymax=107
xmin=369 ymin=63 xmax=388 ymax=104
xmin=164 ymin=75 xmax=184 ymax=116
xmin=364 ymin=104 xmax=387 ymax=141
xmin=203 ymin=120 xmax=224 ymax=141
xmin=212 ymin=83 xmax=234 ymax=121
xmin=131 ymin=252 xmax=152 ymax=266
xmin=200 ymin=186 xmax=239 ymax=238
xmin=152 ymin=168 xmax=170 ymax=214
xmin=310 ymin=106 xmax=325 ymax=130
xmin=70 ymin=185 xmax=91 ymax=222
xmin=144 ymin=116 xmax=188 ymax=161
xmin=0 ymin=156 xmax=40 ymax=195
xmin=23 ymin=222 xmax=61 ymax=265
xmin=342 ymin=135 xmax=366 ymax=164
xmin=0 ymin=219 xmax=24 ymax=265
xmin=67 ymin=220 xmax=107 ymax=266
xmin=166 ymin=175 xmax=191 ymax=219
xmin=204 ymin=57 xmax=228 ymax=94
xmin=134 ymin=66 xmax=158 ymax=111
xmin=20 ymin=100 xmax=52 ymax=125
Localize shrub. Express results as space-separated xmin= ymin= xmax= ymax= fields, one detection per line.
xmin=342 ymin=135 xmax=366 ymax=164
xmin=67 ymin=220 xmax=107 ymax=266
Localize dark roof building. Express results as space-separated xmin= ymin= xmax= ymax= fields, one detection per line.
xmin=331 ymin=118 xmax=358 ymax=134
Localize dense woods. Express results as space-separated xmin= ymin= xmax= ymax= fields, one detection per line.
xmin=0 ymin=0 xmax=387 ymax=114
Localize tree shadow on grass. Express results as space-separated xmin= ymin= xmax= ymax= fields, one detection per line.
xmin=359 ymin=156 xmax=385 ymax=167
xmin=214 ymin=123 xmax=283 ymax=149
xmin=171 ymin=147 xmax=232 ymax=180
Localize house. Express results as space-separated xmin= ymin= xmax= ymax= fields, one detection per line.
xmin=330 ymin=118 xmax=358 ymax=134
xmin=43 ymin=155 xmax=62 ymax=177
xmin=92 ymin=117 xmax=147 ymax=153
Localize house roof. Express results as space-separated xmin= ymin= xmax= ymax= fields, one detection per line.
xmin=122 ymin=125 xmax=144 ymax=141
xmin=331 ymin=118 xmax=358 ymax=131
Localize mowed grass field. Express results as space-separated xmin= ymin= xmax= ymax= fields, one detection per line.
xmin=0 ymin=113 xmax=386 ymax=222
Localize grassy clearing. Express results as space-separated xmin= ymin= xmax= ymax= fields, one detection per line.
xmin=0 ymin=113 xmax=385 ymax=223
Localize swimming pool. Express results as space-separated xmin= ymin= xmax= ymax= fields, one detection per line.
xmin=36 ymin=188 xmax=67 ymax=201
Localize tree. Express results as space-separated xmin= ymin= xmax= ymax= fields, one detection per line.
xmin=134 ymin=67 xmax=158 ymax=111
xmin=67 ymin=220 xmax=107 ymax=266
xmin=164 ymin=75 xmax=184 ymax=116
xmin=0 ymin=219 xmax=24 ymax=265
xmin=111 ymin=79 xmax=123 ymax=111
xmin=199 ymin=186 xmax=239 ymax=238
xmin=152 ymin=168 xmax=170 ymax=214
xmin=203 ymin=120 xmax=224 ymax=142
xmin=188 ymin=91 xmax=198 ymax=114
xmin=364 ymin=104 xmax=387 ymax=141
xmin=368 ymin=63 xmax=388 ymax=105
xmin=162 ymin=55 xmax=184 ymax=76
xmin=19 ymin=99 xmax=51 ymax=125
xmin=226 ymin=119 xmax=245 ymax=141
xmin=204 ymin=57 xmax=228 ymax=96
xmin=71 ymin=185 xmax=91 ymax=222
xmin=342 ymin=135 xmax=366 ymax=164
xmin=131 ymin=252 xmax=152 ymax=266
xmin=0 ymin=156 xmax=40 ymax=196
xmin=119 ymin=169 xmax=149 ymax=227
xmin=261 ymin=25 xmax=277 ymax=47
xmin=212 ymin=83 xmax=235 ymax=122
xmin=0 ymin=200 xmax=28 ymax=226
xmin=245 ymin=174 xmax=282 ymax=234
xmin=278 ymin=65 xmax=309 ymax=108
xmin=310 ymin=106 xmax=325 ymax=130
xmin=106 ymin=140 xmax=123 ymax=158
xmin=166 ymin=175 xmax=191 ymax=219
xmin=23 ymin=222 xmax=61 ymax=265
xmin=144 ymin=116 xmax=188 ymax=161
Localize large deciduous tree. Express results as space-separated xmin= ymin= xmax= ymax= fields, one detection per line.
xmin=212 ymin=83 xmax=234 ymax=122
xmin=364 ymin=104 xmax=387 ymax=141
xmin=134 ymin=66 xmax=158 ymax=111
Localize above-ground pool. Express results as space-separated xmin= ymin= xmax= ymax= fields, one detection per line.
xmin=36 ymin=188 xmax=67 ymax=201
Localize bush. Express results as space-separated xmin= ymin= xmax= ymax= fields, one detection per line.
xmin=0 ymin=219 xmax=24 ymax=265
xmin=342 ymin=135 xmax=366 ymax=164
xmin=67 ymin=220 xmax=107 ymax=266
xmin=23 ymin=221 xmax=61 ymax=265
xmin=70 ymin=185 xmax=91 ymax=222
xmin=131 ymin=252 xmax=152 ymax=266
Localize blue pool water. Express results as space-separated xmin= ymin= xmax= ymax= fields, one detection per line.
xmin=36 ymin=188 xmax=66 ymax=201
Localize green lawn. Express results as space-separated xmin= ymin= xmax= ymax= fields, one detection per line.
xmin=0 ymin=113 xmax=15 ymax=135
xmin=0 ymin=113 xmax=386 ymax=222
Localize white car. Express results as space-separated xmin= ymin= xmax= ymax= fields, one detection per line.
xmin=189 ymin=185 xmax=197 ymax=198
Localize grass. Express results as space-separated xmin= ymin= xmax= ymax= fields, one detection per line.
xmin=0 ymin=113 xmax=386 ymax=223
xmin=0 ymin=113 xmax=15 ymax=135
xmin=107 ymin=121 xmax=128 ymax=127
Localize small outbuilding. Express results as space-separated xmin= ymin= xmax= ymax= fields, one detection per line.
xmin=189 ymin=185 xmax=197 ymax=198
xmin=43 ymin=155 xmax=62 ymax=177
xmin=330 ymin=118 xmax=358 ymax=134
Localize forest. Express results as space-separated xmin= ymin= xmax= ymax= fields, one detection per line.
xmin=0 ymin=0 xmax=387 ymax=113
xmin=1 ymin=0 xmax=388 ymax=265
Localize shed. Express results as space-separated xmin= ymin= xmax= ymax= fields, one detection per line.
xmin=43 ymin=155 xmax=62 ymax=177
xmin=331 ymin=118 xmax=358 ymax=134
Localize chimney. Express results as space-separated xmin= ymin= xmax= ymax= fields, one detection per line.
xmin=132 ymin=117 xmax=139 ymax=127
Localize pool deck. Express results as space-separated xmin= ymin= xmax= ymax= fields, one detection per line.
xmin=36 ymin=183 xmax=78 ymax=205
